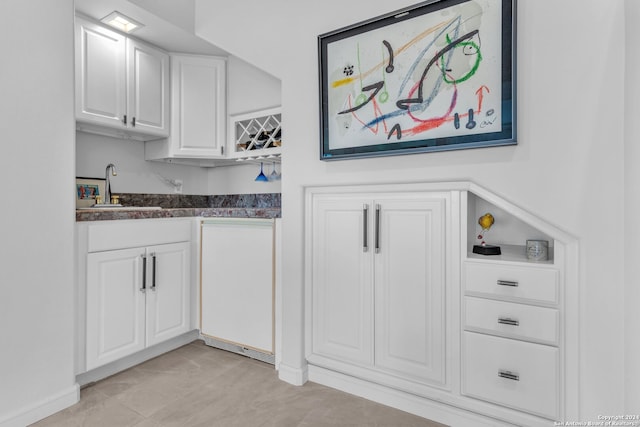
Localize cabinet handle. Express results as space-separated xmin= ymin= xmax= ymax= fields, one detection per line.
xmin=497 ymin=317 xmax=520 ymax=326
xmin=123 ymin=114 xmax=127 ymax=125
xmin=140 ymin=254 xmax=147 ymax=293
xmin=375 ymin=204 xmax=381 ymax=253
xmin=363 ymin=204 xmax=369 ymax=252
xmin=132 ymin=117 xmax=136 ymax=127
xmin=497 ymin=279 xmax=519 ymax=287
xmin=150 ymin=252 xmax=156 ymax=291
xmin=498 ymin=370 xmax=520 ymax=381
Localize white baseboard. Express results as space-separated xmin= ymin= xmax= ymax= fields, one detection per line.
xmin=308 ymin=365 xmax=514 ymax=427
xmin=77 ymin=330 xmax=199 ymax=386
xmin=0 ymin=384 xmax=79 ymax=427
xmin=278 ymin=362 xmax=308 ymax=386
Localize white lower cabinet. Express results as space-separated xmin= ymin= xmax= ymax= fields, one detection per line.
xmin=308 ymin=189 xmax=449 ymax=391
xmin=81 ymin=219 xmax=191 ymax=371
xmin=306 ymin=184 xmax=575 ymax=427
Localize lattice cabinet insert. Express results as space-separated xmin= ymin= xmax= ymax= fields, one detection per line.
xmin=228 ymin=107 xmax=282 ymax=160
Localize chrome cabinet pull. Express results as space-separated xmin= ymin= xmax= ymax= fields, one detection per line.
xmin=497 ymin=279 xmax=519 ymax=287
xmin=498 ymin=317 xmax=520 ymax=326
xmin=132 ymin=116 xmax=136 ymax=127
xmin=375 ymin=204 xmax=381 ymax=253
xmin=498 ymin=370 xmax=520 ymax=381
xmin=140 ymin=254 xmax=147 ymax=293
xmin=123 ymin=114 xmax=127 ymax=125
xmin=150 ymin=252 xmax=156 ymax=291
xmin=363 ymin=204 xmax=369 ymax=252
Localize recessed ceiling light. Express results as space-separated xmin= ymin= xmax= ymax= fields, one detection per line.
xmin=100 ymin=11 xmax=144 ymax=34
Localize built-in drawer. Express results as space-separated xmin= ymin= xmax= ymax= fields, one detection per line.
xmin=462 ymin=331 xmax=559 ymax=420
xmin=464 ymin=261 xmax=559 ymax=305
xmin=464 ymin=296 xmax=559 ymax=345
xmin=87 ymin=218 xmax=192 ymax=252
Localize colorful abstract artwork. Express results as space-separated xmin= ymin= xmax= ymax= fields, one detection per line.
xmin=319 ymin=0 xmax=516 ymax=160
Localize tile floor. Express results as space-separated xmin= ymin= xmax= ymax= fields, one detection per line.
xmin=31 ymin=340 xmax=447 ymax=427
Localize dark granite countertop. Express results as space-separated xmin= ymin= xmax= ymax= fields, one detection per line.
xmin=76 ymin=193 xmax=281 ymax=222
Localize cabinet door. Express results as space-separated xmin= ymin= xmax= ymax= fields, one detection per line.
xmin=201 ymin=219 xmax=274 ymax=352
xmin=311 ymin=196 xmax=374 ymax=366
xmin=75 ymin=17 xmax=126 ymax=128
xmin=145 ymin=242 xmax=191 ymax=347
xmin=169 ymin=55 xmax=226 ymax=157
xmin=86 ymin=247 xmax=146 ymax=370
xmin=127 ymin=39 xmax=169 ymax=137
xmin=374 ymin=195 xmax=447 ymax=385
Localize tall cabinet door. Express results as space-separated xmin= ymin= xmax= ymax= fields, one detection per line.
xmin=311 ymin=196 xmax=374 ymax=366
xmin=86 ymin=247 xmax=146 ymax=370
xmin=374 ymin=195 xmax=447 ymax=385
xmin=127 ymin=39 xmax=169 ymax=137
xmin=75 ymin=17 xmax=126 ymax=128
xmin=170 ymin=55 xmax=226 ymax=157
xmin=145 ymin=242 xmax=191 ymax=347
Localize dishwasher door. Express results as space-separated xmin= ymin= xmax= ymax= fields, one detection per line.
xmin=200 ymin=218 xmax=274 ymax=361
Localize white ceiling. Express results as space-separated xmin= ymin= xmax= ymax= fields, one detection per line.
xmin=75 ymin=0 xmax=228 ymax=55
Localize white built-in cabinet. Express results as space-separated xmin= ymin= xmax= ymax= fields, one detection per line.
xmin=78 ymin=219 xmax=192 ymax=372
xmin=145 ymin=54 xmax=227 ymax=161
xmin=305 ymin=183 xmax=578 ymax=427
xmin=308 ymin=190 xmax=449 ymax=393
xmin=75 ymin=16 xmax=169 ymax=141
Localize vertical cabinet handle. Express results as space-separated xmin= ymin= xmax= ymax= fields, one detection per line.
xmin=498 ymin=370 xmax=520 ymax=381
xmin=132 ymin=117 xmax=136 ymax=127
xmin=363 ymin=204 xmax=369 ymax=252
xmin=123 ymin=114 xmax=127 ymax=125
xmin=150 ymin=253 xmax=157 ymax=291
xmin=375 ymin=204 xmax=381 ymax=253
xmin=140 ymin=254 xmax=147 ymax=293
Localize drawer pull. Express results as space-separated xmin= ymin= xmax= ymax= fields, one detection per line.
xmin=498 ymin=317 xmax=520 ymax=326
xmin=498 ymin=370 xmax=520 ymax=381
xmin=497 ymin=279 xmax=519 ymax=287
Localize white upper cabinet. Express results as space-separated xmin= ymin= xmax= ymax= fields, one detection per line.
xmin=127 ymin=38 xmax=170 ymax=137
xmin=75 ymin=16 xmax=169 ymax=141
xmin=75 ymin=17 xmax=126 ymax=129
xmin=145 ymin=54 xmax=227 ymax=161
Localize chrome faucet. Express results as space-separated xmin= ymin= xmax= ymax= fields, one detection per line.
xmin=105 ymin=163 xmax=117 ymax=204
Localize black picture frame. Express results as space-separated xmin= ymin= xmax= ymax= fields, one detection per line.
xmin=318 ymin=0 xmax=516 ymax=160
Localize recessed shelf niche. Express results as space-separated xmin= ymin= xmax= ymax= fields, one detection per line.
xmin=466 ymin=192 xmax=555 ymax=264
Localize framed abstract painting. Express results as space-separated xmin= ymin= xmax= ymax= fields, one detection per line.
xmin=319 ymin=0 xmax=516 ymax=160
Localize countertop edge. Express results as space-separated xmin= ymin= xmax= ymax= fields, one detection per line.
xmin=76 ymin=207 xmax=282 ymax=222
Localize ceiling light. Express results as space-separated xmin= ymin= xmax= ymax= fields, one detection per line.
xmin=100 ymin=11 xmax=144 ymax=34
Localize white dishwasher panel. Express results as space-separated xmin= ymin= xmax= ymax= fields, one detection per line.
xmin=200 ymin=218 xmax=274 ymax=354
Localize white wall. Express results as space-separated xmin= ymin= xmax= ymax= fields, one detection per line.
xmin=0 ymin=1 xmax=78 ymax=425
xmin=76 ymin=132 xmax=211 ymax=194
xmin=624 ymin=0 xmax=640 ymax=411
xmin=196 ymin=0 xmax=629 ymax=419
xmin=227 ymin=55 xmax=281 ymax=116
xmin=206 ymin=55 xmax=282 ymax=194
